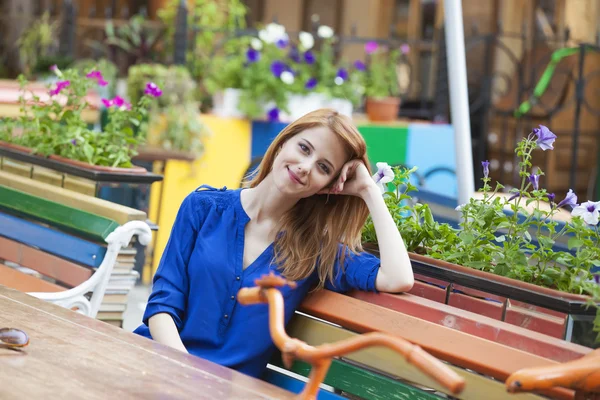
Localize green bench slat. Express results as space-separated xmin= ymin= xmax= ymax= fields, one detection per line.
xmin=0 ymin=185 xmax=119 ymax=242
xmin=271 ymin=354 xmax=443 ymax=400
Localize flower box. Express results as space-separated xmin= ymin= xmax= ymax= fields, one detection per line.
xmin=0 ymin=141 xmax=163 ymax=185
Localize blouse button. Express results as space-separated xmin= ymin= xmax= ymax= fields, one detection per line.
xmin=236 ymin=276 xmax=240 ymax=280
xmin=224 ymin=314 xmax=229 ymax=319
xmin=230 ymin=295 xmax=235 ymax=300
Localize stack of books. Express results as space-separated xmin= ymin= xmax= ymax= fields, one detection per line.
xmin=96 ymin=246 xmax=140 ymax=327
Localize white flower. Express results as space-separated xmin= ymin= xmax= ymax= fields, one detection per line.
xmin=571 ymin=201 xmax=600 ymax=225
xmin=259 ymin=23 xmax=287 ymax=44
xmin=250 ymin=38 xmax=263 ymax=50
xmin=372 ymin=162 xmax=394 ymax=193
xmin=280 ymin=71 xmax=294 ymax=85
xmin=317 ymin=25 xmax=334 ymax=39
xmin=455 ymin=204 xmax=465 ymax=211
xmin=334 ymin=77 xmax=344 ymax=86
xmin=299 ymin=31 xmax=314 ymax=50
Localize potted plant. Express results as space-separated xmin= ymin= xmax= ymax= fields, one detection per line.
xmin=126 ymin=63 xmax=209 ymax=161
xmin=362 ymin=126 xmax=600 ymax=346
xmin=363 ymin=42 xmax=410 ymax=122
xmin=0 ymin=64 xmax=162 ymax=173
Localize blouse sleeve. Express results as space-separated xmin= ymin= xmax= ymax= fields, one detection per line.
xmin=325 ymin=245 xmax=381 ymax=293
xmin=142 ymin=192 xmax=205 ymax=330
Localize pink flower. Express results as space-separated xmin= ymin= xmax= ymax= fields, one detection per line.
xmin=101 ymin=98 xmax=112 ymax=108
xmin=365 ymin=41 xmax=378 ymax=54
xmin=144 ymin=82 xmax=162 ymax=97
xmin=102 ymin=96 xmax=131 ymax=110
xmin=86 ymin=70 xmax=109 ymax=87
xmin=49 ymin=80 xmax=70 ymax=96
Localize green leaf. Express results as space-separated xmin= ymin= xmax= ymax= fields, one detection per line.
xmin=82 ymin=143 xmax=94 ymax=162
xmin=568 ymin=238 xmax=584 ymax=250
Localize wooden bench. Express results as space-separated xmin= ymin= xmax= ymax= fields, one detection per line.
xmin=257 ymin=289 xmax=591 ymax=399
xmin=0 ymin=182 xmax=150 ymax=318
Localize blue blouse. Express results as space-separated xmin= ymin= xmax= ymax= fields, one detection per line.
xmin=134 ymin=185 xmax=381 ymax=378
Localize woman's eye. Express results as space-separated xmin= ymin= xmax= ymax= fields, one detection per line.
xmin=299 ymin=143 xmax=309 ymax=153
xmin=319 ymin=164 xmax=330 ymax=174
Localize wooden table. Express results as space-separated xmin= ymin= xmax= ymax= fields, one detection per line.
xmin=0 ymin=285 xmax=294 ymax=399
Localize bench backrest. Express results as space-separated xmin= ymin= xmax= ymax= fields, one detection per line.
xmin=0 ymin=183 xmax=151 ymax=317
xmin=263 ymin=290 xmax=581 ymax=400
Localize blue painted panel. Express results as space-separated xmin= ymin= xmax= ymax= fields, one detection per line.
xmin=263 ymin=369 xmax=345 ymax=400
xmin=406 ymin=124 xmax=457 ymax=198
xmin=251 ymin=120 xmax=288 ymax=159
xmin=0 ymin=212 xmax=106 ymax=268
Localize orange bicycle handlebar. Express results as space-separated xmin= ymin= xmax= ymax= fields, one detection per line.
xmin=238 ymin=273 xmax=465 ymax=399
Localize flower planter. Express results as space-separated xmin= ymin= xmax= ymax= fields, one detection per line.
xmin=0 ymin=141 xmax=162 ymax=185
xmin=363 ymin=243 xmax=598 ymax=348
xmin=365 ymin=96 xmax=401 ymax=122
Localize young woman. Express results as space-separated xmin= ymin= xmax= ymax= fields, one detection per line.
xmin=134 ymin=109 xmax=413 ymax=378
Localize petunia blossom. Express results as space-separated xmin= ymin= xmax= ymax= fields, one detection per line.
xmin=528 ymin=173 xmax=540 ymax=190
xmin=270 ymin=61 xmax=286 ymax=77
xmin=303 ymin=51 xmax=315 ymax=65
xmin=547 ymin=193 xmax=555 ymax=204
xmin=86 ymin=70 xmax=108 ymax=86
xmin=246 ymin=48 xmax=260 ymax=63
xmin=267 ymin=107 xmax=280 ymax=122
xmin=481 ymin=160 xmax=490 ymax=179
xmin=372 ymin=162 xmax=395 ymax=193
xmin=298 ymin=31 xmax=314 ymax=50
xmin=280 ymin=71 xmax=294 ymax=85
xmin=289 ymin=47 xmax=301 ymax=63
xmin=557 ymin=189 xmax=578 ymax=209
xmin=353 ymin=60 xmax=366 ymax=71
xmin=336 ymin=68 xmax=348 ymax=81
xmin=365 ymin=41 xmax=378 ymax=54
xmin=317 ymin=25 xmax=334 ymax=39
xmin=49 ymin=80 xmax=70 ymax=96
xmin=144 ymin=82 xmax=162 ymax=97
xmin=533 ymin=125 xmax=557 ymax=151
xmin=305 ymin=78 xmax=317 ymax=90
xmin=571 ymin=200 xmax=600 ymax=225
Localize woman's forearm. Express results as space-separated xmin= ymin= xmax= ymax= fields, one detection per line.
xmin=148 ymin=313 xmax=189 ymax=353
xmin=361 ymin=186 xmax=414 ymax=292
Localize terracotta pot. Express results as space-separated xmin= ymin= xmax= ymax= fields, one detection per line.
xmin=365 ymin=97 xmax=401 ymax=122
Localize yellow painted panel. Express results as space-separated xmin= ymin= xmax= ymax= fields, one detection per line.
xmin=147 ymin=115 xmax=251 ymax=281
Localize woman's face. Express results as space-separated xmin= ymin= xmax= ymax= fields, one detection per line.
xmin=272 ymin=126 xmax=349 ymax=198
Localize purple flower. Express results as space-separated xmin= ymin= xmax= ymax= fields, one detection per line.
xmin=270 ymin=61 xmax=286 ymax=77
xmin=70 ymin=139 xmax=77 ymax=145
xmin=365 ymin=41 xmax=378 ymax=54
xmin=50 ymin=64 xmax=58 ymax=72
xmin=103 ymin=96 xmax=131 ymax=110
xmin=594 ymin=275 xmax=600 ymax=285
xmin=86 ymin=70 xmax=108 ymax=87
xmin=400 ymin=44 xmax=410 ymax=54
xmin=276 ymin=38 xmax=288 ymax=49
xmin=303 ymin=51 xmax=315 ymax=65
xmin=336 ymin=68 xmax=349 ymax=81
xmin=508 ymin=192 xmax=520 ymax=202
xmin=289 ymin=47 xmax=301 ymax=63
xmin=547 ymin=193 xmax=555 ymax=204
xmin=305 ymin=78 xmax=317 ymax=90
xmin=557 ymin=189 xmax=578 ymax=209
xmin=246 ymin=48 xmax=260 ymax=63
xmin=533 ymin=125 xmax=557 ymax=151
xmin=353 ymin=60 xmax=366 ymax=71
xmin=144 ymin=82 xmax=162 ymax=97
xmin=49 ymin=80 xmax=70 ymax=96
xmin=481 ymin=160 xmax=490 ymax=178
xmin=267 ymin=107 xmax=280 ymax=122
xmin=372 ymin=162 xmax=395 ymax=193
xmin=572 ymin=201 xmax=600 ymax=225
xmin=528 ymin=173 xmax=540 ymax=190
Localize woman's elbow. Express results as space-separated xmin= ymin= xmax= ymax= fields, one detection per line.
xmin=376 ymin=271 xmax=414 ymax=293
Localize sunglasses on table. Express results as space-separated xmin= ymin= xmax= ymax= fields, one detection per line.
xmin=0 ymin=328 xmax=29 ymax=348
